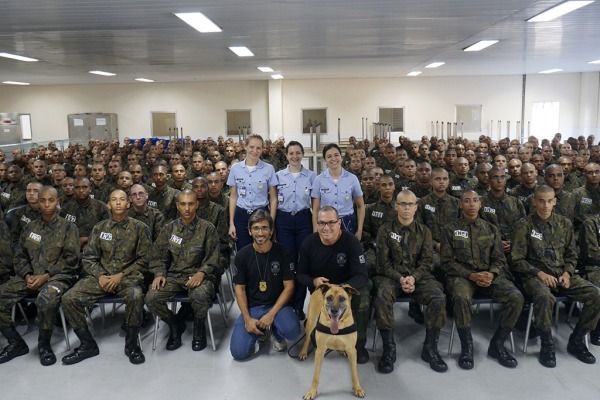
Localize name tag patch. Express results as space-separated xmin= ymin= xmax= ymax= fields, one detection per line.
xmin=454 ymin=230 xmax=469 ymax=238
xmin=581 ymin=197 xmax=592 ymax=205
xmin=531 ymin=230 xmax=543 ymax=240
xmin=65 ymin=214 xmax=76 ymax=222
xmin=170 ymin=234 xmax=183 ymax=245
xmin=372 ymin=211 xmax=383 ymax=218
xmin=451 ymin=186 xmax=462 ymax=191
xmin=390 ymin=232 xmax=402 ymax=242
xmin=425 ymin=204 xmax=435 ymax=212
xmin=21 ymin=215 xmax=31 ymax=224
xmin=29 ymin=232 xmax=42 ymax=242
xmin=100 ymin=232 xmax=113 ymax=241
xmin=483 ymin=207 xmax=496 ymax=214
xmin=148 ymin=200 xmax=158 ymax=208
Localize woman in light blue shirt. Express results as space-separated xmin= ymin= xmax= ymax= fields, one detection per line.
xmin=275 ymin=141 xmax=316 ymax=318
xmin=227 ymin=135 xmax=278 ymax=250
xmin=311 ymin=143 xmax=365 ymax=240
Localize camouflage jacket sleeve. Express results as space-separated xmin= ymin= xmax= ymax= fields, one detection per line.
xmin=579 ymin=217 xmax=600 ymax=268
xmin=151 ymin=209 xmax=166 ymax=243
xmin=412 ymin=225 xmax=434 ymax=282
xmin=376 ymin=223 xmax=402 ymax=282
xmin=510 ymin=218 xmax=538 ymax=277
xmin=440 ymin=224 xmax=472 ymax=279
xmin=562 ymin=222 xmax=578 ymax=276
xmin=82 ymin=224 xmax=108 ymax=278
xmin=488 ymin=224 xmax=507 ymax=277
xmin=149 ymin=223 xmax=171 ymax=277
xmin=0 ymin=221 xmax=12 ymax=277
xmin=13 ymin=231 xmax=32 ymax=278
xmin=120 ymin=223 xmax=151 ymax=277
xmin=48 ymin=221 xmax=81 ymax=279
xmin=362 ymin=204 xmax=375 ymax=244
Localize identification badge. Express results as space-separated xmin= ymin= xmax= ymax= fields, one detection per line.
xmin=170 ymin=234 xmax=183 ymax=246
xmin=305 ymin=188 xmax=310 ymax=196
xmin=239 ymin=186 xmax=247 ymax=196
xmin=278 ymin=193 xmax=284 ymax=204
xmin=345 ymin=195 xmax=350 ymax=201
xmin=259 ymin=281 xmax=267 ymax=292
xmin=258 ymin=183 xmax=264 ymax=189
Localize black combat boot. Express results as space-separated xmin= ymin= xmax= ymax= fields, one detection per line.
xmin=567 ymin=327 xmax=596 ymax=364
xmin=421 ymin=329 xmax=448 ymax=372
xmin=165 ymin=316 xmax=187 ymax=351
xmin=125 ymin=326 xmax=145 ymax=364
xmin=62 ymin=327 xmax=99 ymax=365
xmin=408 ymin=302 xmax=425 ymax=325
xmin=192 ymin=318 xmax=207 ymax=351
xmin=457 ymin=327 xmax=474 ymax=370
xmin=0 ymin=326 xmax=29 ymax=364
xmin=590 ymin=324 xmax=600 ymax=346
xmin=377 ymin=329 xmax=396 ymax=373
xmin=539 ymin=331 xmax=556 ymax=368
xmin=487 ymin=326 xmax=517 ymax=368
xmin=38 ymin=329 xmax=56 ymax=366
xmin=356 ymin=337 xmax=369 ymax=364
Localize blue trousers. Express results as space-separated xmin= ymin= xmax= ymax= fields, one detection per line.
xmin=234 ymin=206 xmax=268 ymax=250
xmin=230 ymin=305 xmax=301 ymax=360
xmin=340 ymin=213 xmax=358 ymax=235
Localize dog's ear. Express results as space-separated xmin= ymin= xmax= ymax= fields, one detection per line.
xmin=316 ymin=283 xmax=332 ymax=295
xmin=341 ymin=284 xmax=359 ymax=297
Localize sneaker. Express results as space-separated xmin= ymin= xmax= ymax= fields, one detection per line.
xmin=273 ymin=337 xmax=287 ymax=352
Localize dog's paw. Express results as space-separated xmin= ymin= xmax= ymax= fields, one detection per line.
xmin=303 ymin=389 xmax=318 ymax=400
xmin=353 ymin=386 xmax=365 ymax=398
xmin=298 ymin=351 xmax=308 ymax=361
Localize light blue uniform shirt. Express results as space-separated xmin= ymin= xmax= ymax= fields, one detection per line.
xmin=276 ymin=166 xmax=317 ymax=213
xmin=311 ymin=168 xmax=363 ymax=217
xmin=227 ymin=159 xmax=278 ymax=211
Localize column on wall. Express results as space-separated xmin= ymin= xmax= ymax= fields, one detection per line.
xmin=579 ymin=72 xmax=600 ymax=135
xmin=268 ymin=79 xmax=283 ymax=140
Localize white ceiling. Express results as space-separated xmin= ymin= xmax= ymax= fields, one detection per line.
xmin=1 ymin=0 xmax=600 ymax=85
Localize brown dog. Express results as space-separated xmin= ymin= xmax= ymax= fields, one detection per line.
xmin=298 ymin=283 xmax=365 ymax=400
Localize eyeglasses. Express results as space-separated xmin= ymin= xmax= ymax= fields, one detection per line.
xmin=317 ymin=220 xmax=339 ymax=228
xmin=396 ymin=202 xmax=417 ymax=208
xmin=585 ymin=170 xmax=600 ymax=175
xmin=250 ymin=226 xmax=271 ymax=232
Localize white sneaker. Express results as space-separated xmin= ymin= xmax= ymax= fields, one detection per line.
xmin=273 ymin=338 xmax=287 ymax=352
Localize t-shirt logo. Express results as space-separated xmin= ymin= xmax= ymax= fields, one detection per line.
xmin=100 ymin=232 xmax=113 ymax=241
xmin=289 ymin=262 xmax=295 ymax=272
xmin=29 ymin=232 xmax=42 ymax=242
xmin=65 ymin=214 xmax=76 ymax=222
xmin=336 ymin=253 xmax=347 ymax=266
xmin=271 ymin=261 xmax=280 ymax=275
xmin=531 ymin=230 xmax=543 ymax=240
xmin=170 ymin=234 xmax=183 ymax=245
xmin=425 ymin=204 xmax=435 ymax=212
xmin=454 ymin=230 xmax=469 ymax=238
xmin=483 ymin=207 xmax=496 ymax=214
xmin=359 ymin=255 xmax=366 ymax=264
xmin=148 ymin=200 xmax=158 ymax=208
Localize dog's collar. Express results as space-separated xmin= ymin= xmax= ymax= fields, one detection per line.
xmin=315 ymin=321 xmax=357 ymax=335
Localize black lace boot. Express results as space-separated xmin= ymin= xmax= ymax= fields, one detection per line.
xmin=125 ymin=326 xmax=145 ymax=364
xmin=421 ymin=329 xmax=448 ymax=372
xmin=377 ymin=329 xmax=396 ymax=373
xmin=62 ymin=327 xmax=99 ymax=365
xmin=0 ymin=326 xmax=29 ymax=364
xmin=192 ymin=318 xmax=207 ymax=351
xmin=457 ymin=327 xmax=474 ymax=370
xmin=38 ymin=329 xmax=56 ymax=366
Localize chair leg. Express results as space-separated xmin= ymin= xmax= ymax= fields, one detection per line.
xmin=554 ymin=301 xmax=560 ymax=329
xmin=59 ymin=307 xmax=71 ymax=350
xmin=225 ymin=268 xmax=235 ymax=312
xmin=448 ymin=319 xmax=456 ymax=355
xmin=509 ymin=331 xmax=515 ymax=353
xmin=489 ymin=303 xmax=494 ymax=327
xmin=17 ymin=303 xmax=29 ymax=325
xmin=152 ymin=316 xmax=160 ymax=351
xmin=523 ymin=305 xmax=534 ymax=353
xmin=566 ymin=301 xmax=576 ymax=324
xmin=216 ymin=295 xmax=228 ymax=328
xmin=138 ymin=332 xmax=143 ymax=352
xmin=218 ymin=282 xmax=229 ymax=318
xmin=207 ymin=311 xmax=216 ymax=351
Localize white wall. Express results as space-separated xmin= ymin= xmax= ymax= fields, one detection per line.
xmin=1 ymin=73 xmax=598 ymax=145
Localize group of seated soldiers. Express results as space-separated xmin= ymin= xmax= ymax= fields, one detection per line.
xmin=0 ymin=132 xmax=598 ymax=374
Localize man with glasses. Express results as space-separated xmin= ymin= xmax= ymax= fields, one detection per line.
xmin=127 ymin=184 xmax=165 ymax=243
xmin=441 ymin=191 xmax=523 ymax=370
xmin=230 ymin=209 xmax=300 ymax=360
xmin=297 ymin=206 xmax=370 ymax=364
xmin=374 ymin=190 xmax=448 ymax=373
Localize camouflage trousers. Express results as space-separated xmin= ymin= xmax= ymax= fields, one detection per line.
xmin=145 ymin=276 xmax=215 ymax=320
xmin=62 ymin=276 xmax=144 ymax=329
xmin=447 ymin=276 xmax=524 ymax=330
xmin=523 ymin=274 xmax=600 ymax=333
xmin=365 ymin=248 xmax=377 ymax=278
xmin=0 ymin=275 xmax=71 ymax=330
xmin=584 ymin=270 xmax=600 ymax=332
xmin=373 ymin=275 xmax=446 ymax=330
xmin=350 ymin=281 xmax=372 ymax=347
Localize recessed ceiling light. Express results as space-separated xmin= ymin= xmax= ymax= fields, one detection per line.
xmin=174 ymin=12 xmax=222 ymax=33
xmin=135 ymin=78 xmax=154 ymax=82
xmin=527 ymin=1 xmax=594 ymax=22
xmin=229 ymin=46 xmax=254 ymax=57
xmin=407 ymin=71 xmax=422 ymax=77
xmin=271 ymin=74 xmax=284 ymax=79
xmin=539 ymin=68 xmax=563 ymax=74
xmin=0 ymin=52 xmax=39 ymax=62
xmin=89 ymin=70 xmax=116 ymax=76
xmin=258 ymin=66 xmax=274 ymax=72
xmin=463 ymin=40 xmax=499 ymax=52
xmin=425 ymin=62 xmax=445 ymax=69
xmin=2 ymin=81 xmax=30 ymax=85
xmin=588 ymin=59 xmax=600 ymax=64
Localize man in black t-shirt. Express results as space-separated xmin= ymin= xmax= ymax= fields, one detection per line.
xmin=230 ymin=209 xmax=301 ymax=360
xmin=297 ymin=206 xmax=370 ymax=364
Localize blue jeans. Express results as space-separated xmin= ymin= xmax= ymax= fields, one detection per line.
xmin=230 ymin=305 xmax=301 ymax=360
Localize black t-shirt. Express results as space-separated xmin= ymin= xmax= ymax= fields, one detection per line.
xmin=233 ymin=242 xmax=295 ymax=307
xmin=297 ymin=231 xmax=368 ymax=291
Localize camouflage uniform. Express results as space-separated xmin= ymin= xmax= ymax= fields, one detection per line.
xmin=480 ymin=192 xmax=526 ymax=242
xmin=148 ymin=186 xmax=180 ymax=223
xmin=379 ymin=159 xmax=397 ymax=175
xmin=145 ymin=216 xmax=219 ymax=320
xmin=394 ymin=177 xmax=415 ymax=194
xmin=0 ymin=216 xmax=79 ymax=330
xmin=59 ymin=197 xmax=110 ymax=242
xmin=196 ymin=200 xmax=230 ymax=277
xmin=90 ymin=180 xmax=114 ymax=203
xmin=1 ymin=181 xmax=27 ymax=211
xmin=448 ymin=176 xmax=477 ymax=198
xmin=474 ymin=183 xmax=490 ymax=198
xmin=408 ymin=182 xmax=432 ymax=199
xmin=527 ymin=190 xmax=576 ymax=220
xmin=10 ymin=204 xmax=41 ymax=245
xmin=167 ymin=179 xmax=192 ymax=191
xmin=127 ymin=206 xmax=166 ymax=242
xmin=578 ymin=215 xmax=600 ymax=335
xmin=508 ymin=184 xmax=536 ymax=214
xmin=62 ymin=217 xmax=151 ymax=329
xmin=505 ymin=177 xmax=521 ymax=191
xmin=441 ymin=217 xmax=523 ymax=329
xmin=362 ymin=199 xmax=396 ymax=277
xmin=362 ymin=190 xmax=380 ymax=205
xmin=374 ymin=219 xmax=446 ymax=330
xmin=0 ymin=220 xmax=12 ymax=283
xmin=511 ymin=213 xmax=600 ymax=333
xmin=563 ymin=172 xmax=583 ymax=192
xmin=416 ymin=192 xmax=461 ymax=264
xmin=572 ymin=184 xmax=600 ymax=233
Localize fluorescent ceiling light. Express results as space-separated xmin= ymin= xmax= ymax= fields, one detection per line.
xmin=174 ymin=12 xmax=222 ymax=33
xmin=588 ymin=59 xmax=600 ymax=64
xmin=229 ymin=46 xmax=254 ymax=57
xmin=425 ymin=62 xmax=445 ymax=69
xmin=2 ymin=81 xmax=30 ymax=85
xmin=89 ymin=70 xmax=116 ymax=76
xmin=135 ymin=78 xmax=154 ymax=82
xmin=258 ymin=66 xmax=274 ymax=72
xmin=271 ymin=74 xmax=284 ymax=79
xmin=539 ymin=68 xmax=563 ymax=74
xmin=527 ymin=1 xmax=594 ymax=22
xmin=463 ymin=40 xmax=499 ymax=52
xmin=0 ymin=52 xmax=38 ymax=62
xmin=407 ymin=71 xmax=422 ymax=77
